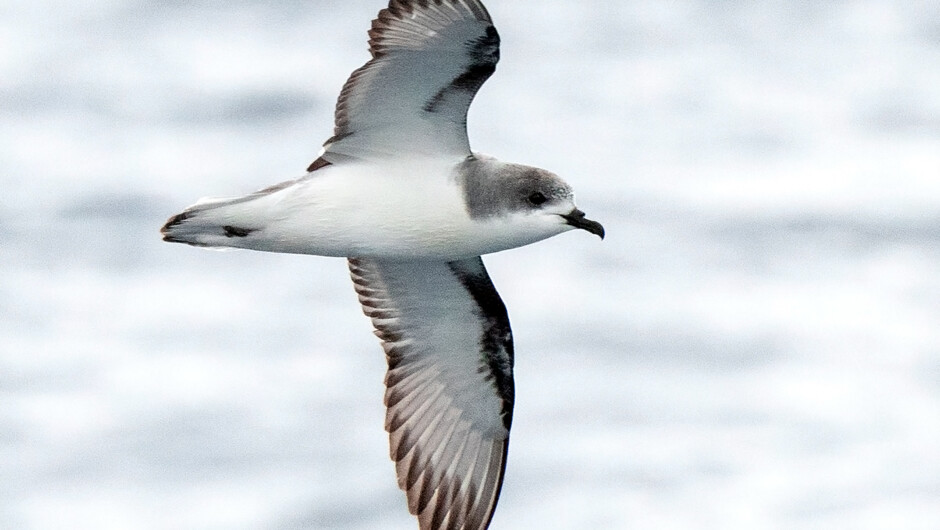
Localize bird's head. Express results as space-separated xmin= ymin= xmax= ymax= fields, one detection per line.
xmin=459 ymin=157 xmax=604 ymax=243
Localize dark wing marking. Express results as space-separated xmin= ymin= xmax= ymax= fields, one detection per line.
xmin=305 ymin=156 xmax=332 ymax=172
xmin=319 ymin=0 xmax=499 ymax=162
xmin=349 ymin=256 xmax=514 ymax=530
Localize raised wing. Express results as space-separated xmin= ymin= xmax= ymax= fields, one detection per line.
xmin=348 ymin=256 xmax=514 ymax=530
xmin=314 ymin=0 xmax=499 ymax=166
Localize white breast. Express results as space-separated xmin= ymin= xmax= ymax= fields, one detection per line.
xmin=239 ymin=159 xmax=565 ymax=260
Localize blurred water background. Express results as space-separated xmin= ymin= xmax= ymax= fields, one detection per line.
xmin=2 ymin=0 xmax=939 ymax=528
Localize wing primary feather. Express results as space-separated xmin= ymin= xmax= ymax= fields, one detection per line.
xmin=348 ymin=254 xmax=514 ymax=529
xmin=322 ymin=0 xmax=500 ymax=160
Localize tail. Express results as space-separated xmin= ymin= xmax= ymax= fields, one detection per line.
xmin=161 ymin=196 xmax=267 ymax=248
xmin=161 ymin=173 xmax=309 ymax=248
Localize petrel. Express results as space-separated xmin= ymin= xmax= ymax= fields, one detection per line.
xmin=161 ymin=1 xmax=604 ymax=528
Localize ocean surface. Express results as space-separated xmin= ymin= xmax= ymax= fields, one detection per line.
xmin=2 ymin=1 xmax=939 ymax=528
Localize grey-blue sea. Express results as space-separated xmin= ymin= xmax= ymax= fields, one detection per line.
xmin=2 ymin=1 xmax=939 ymax=528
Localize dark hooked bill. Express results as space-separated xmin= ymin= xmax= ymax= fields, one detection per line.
xmin=561 ymin=209 xmax=605 ymax=239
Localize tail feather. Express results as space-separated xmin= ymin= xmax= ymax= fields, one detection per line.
xmin=162 ymin=173 xmax=313 ymax=248
xmin=161 ymin=197 xmax=262 ymax=248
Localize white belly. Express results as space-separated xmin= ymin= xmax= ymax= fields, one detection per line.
xmin=234 ymin=161 xmax=563 ymax=260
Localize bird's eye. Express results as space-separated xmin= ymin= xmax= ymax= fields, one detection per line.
xmin=527 ymin=191 xmax=547 ymax=205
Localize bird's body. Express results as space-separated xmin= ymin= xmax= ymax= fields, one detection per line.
xmin=164 ymin=154 xmax=582 ymax=260
xmin=161 ymin=1 xmax=603 ymax=528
